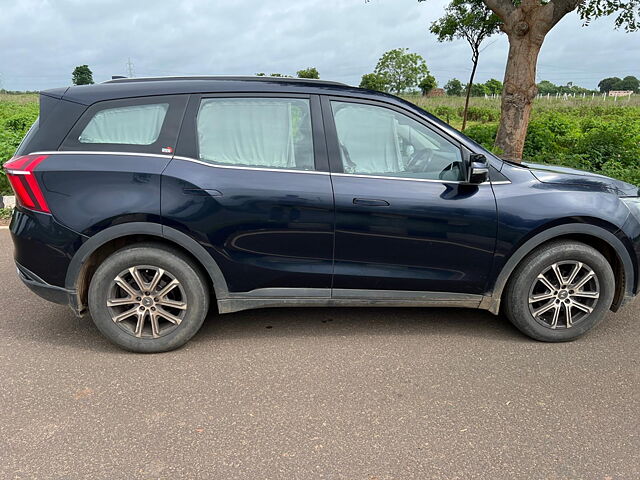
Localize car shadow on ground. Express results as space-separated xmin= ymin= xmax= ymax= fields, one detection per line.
xmin=20 ymin=302 xmax=529 ymax=353
xmin=192 ymin=306 xmax=528 ymax=344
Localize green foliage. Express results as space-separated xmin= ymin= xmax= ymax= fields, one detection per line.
xmin=578 ymin=1 xmax=640 ymax=32
xmin=463 ymin=123 xmax=498 ymax=148
xmin=469 ymin=83 xmax=487 ymax=97
xmin=428 ymin=0 xmax=501 ymax=46
xmin=444 ymin=78 xmax=463 ymax=96
xmin=296 ymin=67 xmax=320 ymax=79
xmin=255 ymin=72 xmax=293 ymax=78
xmin=0 ymin=207 xmax=13 ymax=220
xmin=407 ymin=93 xmax=640 ymax=186
xmin=359 ymin=73 xmax=388 ymax=92
xmin=0 ymin=97 xmax=39 ymax=194
xmin=419 ymin=75 xmax=437 ymax=95
xmin=484 ymin=78 xmax=503 ymax=95
xmin=464 ymin=105 xmax=499 ymax=122
xmin=72 ymin=65 xmax=94 ymax=85
xmin=538 ymin=80 xmax=596 ymax=96
xmin=373 ymin=48 xmax=429 ymax=94
xmin=598 ymin=75 xmax=639 ymax=93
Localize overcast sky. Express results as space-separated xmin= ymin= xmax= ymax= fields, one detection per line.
xmin=1 ymin=0 xmax=639 ymax=92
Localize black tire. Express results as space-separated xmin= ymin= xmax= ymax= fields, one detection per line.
xmin=88 ymin=243 xmax=209 ymax=353
xmin=503 ymin=240 xmax=615 ymax=342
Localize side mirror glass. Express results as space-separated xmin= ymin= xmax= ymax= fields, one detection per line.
xmin=468 ymin=153 xmax=488 ymax=184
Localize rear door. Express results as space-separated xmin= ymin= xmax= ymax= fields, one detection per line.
xmin=161 ymin=94 xmax=335 ymax=294
xmin=323 ymin=97 xmax=497 ymax=296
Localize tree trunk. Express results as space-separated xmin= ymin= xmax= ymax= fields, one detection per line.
xmin=462 ymin=52 xmax=479 ymax=132
xmin=494 ymin=33 xmax=542 ymax=161
xmin=492 ymin=1 xmax=554 ymax=162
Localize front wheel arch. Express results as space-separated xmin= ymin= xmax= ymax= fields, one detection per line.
xmin=483 ymin=224 xmax=633 ymax=314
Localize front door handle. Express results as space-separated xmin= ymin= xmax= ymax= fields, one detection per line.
xmin=353 ymin=198 xmax=390 ymax=207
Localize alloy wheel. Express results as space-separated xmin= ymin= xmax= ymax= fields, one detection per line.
xmin=107 ymin=265 xmax=187 ymax=338
xmin=527 ymin=260 xmax=600 ymax=329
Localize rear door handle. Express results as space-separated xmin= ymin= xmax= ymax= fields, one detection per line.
xmin=353 ymin=197 xmax=390 ymax=207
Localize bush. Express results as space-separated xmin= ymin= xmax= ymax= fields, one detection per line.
xmin=0 ymin=100 xmax=39 ymax=194
xmin=0 ymin=207 xmax=13 ymax=220
xmin=464 ymin=106 xmax=499 ymax=123
xmin=464 ymin=123 xmax=498 ymax=150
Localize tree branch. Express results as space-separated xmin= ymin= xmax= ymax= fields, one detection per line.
xmin=548 ymin=0 xmax=581 ymax=26
xmin=482 ymin=0 xmax=516 ymax=21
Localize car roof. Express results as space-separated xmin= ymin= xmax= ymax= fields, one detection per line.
xmin=41 ymin=75 xmax=394 ymax=106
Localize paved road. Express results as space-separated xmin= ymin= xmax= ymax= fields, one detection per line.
xmin=0 ymin=228 xmax=638 ymax=479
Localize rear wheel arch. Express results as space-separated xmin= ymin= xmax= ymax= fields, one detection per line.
xmin=66 ymin=222 xmax=229 ymax=313
xmin=485 ymin=223 xmax=634 ymax=314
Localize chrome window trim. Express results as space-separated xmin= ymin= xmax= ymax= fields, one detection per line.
xmin=28 ymin=150 xmax=511 ymax=184
xmin=172 ymin=155 xmax=329 ymax=175
xmin=30 ymin=150 xmax=174 ymax=159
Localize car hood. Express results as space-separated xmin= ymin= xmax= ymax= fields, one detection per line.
xmin=524 ymin=162 xmax=639 ymax=197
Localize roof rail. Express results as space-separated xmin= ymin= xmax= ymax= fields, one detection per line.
xmin=102 ymin=75 xmax=348 ymax=87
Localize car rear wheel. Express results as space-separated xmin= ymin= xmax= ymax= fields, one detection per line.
xmin=504 ymin=240 xmax=615 ymax=342
xmin=88 ymin=243 xmax=209 ymax=352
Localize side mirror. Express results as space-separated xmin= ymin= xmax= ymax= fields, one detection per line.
xmin=467 ymin=153 xmax=488 ymax=184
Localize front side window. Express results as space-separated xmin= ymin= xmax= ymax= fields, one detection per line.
xmin=331 ymin=101 xmax=464 ymax=181
xmin=79 ymin=103 xmax=169 ymax=145
xmin=196 ymin=98 xmax=314 ymax=171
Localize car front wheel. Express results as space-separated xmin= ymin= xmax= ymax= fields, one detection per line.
xmin=88 ymin=243 xmax=209 ymax=352
xmin=504 ymin=240 xmax=615 ymax=342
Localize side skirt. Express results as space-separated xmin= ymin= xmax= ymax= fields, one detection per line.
xmin=217 ymin=288 xmax=485 ymax=314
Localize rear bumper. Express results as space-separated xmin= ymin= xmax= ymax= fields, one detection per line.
xmin=16 ymin=262 xmax=82 ymax=315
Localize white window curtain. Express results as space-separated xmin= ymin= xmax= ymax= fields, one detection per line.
xmin=79 ymin=103 xmax=168 ymax=145
xmin=333 ymin=103 xmax=403 ymax=174
xmin=197 ymin=98 xmax=296 ymax=168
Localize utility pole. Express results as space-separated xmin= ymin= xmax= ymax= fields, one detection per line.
xmin=126 ymin=58 xmax=134 ymax=78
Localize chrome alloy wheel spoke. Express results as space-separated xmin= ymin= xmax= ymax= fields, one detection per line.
xmin=528 ymin=260 xmax=600 ymax=329
xmin=107 ymin=266 xmax=187 ymax=339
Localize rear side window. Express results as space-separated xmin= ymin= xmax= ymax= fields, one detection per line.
xmin=79 ymin=103 xmax=168 ymax=145
xmin=196 ymin=98 xmax=314 ymax=171
xmin=61 ymin=95 xmax=188 ymax=155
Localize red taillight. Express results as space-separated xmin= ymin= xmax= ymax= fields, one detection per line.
xmin=3 ymin=155 xmax=50 ymax=213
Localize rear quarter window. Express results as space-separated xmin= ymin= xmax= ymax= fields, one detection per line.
xmin=61 ymin=95 xmax=188 ymax=155
xmin=79 ymin=103 xmax=168 ymax=145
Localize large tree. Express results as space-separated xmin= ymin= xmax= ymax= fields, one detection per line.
xmin=373 ymin=48 xmax=429 ymax=94
xmin=429 ymin=0 xmax=501 ymax=130
xmin=72 ymin=65 xmax=94 ymax=85
xmin=444 ymin=78 xmax=464 ymax=96
xmin=478 ymin=0 xmax=638 ymax=160
xmin=418 ymin=0 xmax=639 ymax=160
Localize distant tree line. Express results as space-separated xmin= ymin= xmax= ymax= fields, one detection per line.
xmin=597 ymin=76 xmax=640 ymax=93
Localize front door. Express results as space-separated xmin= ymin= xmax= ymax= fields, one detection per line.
xmin=323 ymin=98 xmax=497 ymax=295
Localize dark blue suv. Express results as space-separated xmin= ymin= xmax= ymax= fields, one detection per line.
xmin=5 ymin=76 xmax=640 ymax=352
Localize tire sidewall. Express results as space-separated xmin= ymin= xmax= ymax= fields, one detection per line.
xmin=88 ymin=245 xmax=209 ymax=353
xmin=505 ymin=242 xmax=615 ymax=342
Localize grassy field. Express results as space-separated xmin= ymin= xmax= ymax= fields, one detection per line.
xmin=0 ymin=92 xmax=639 ymax=194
